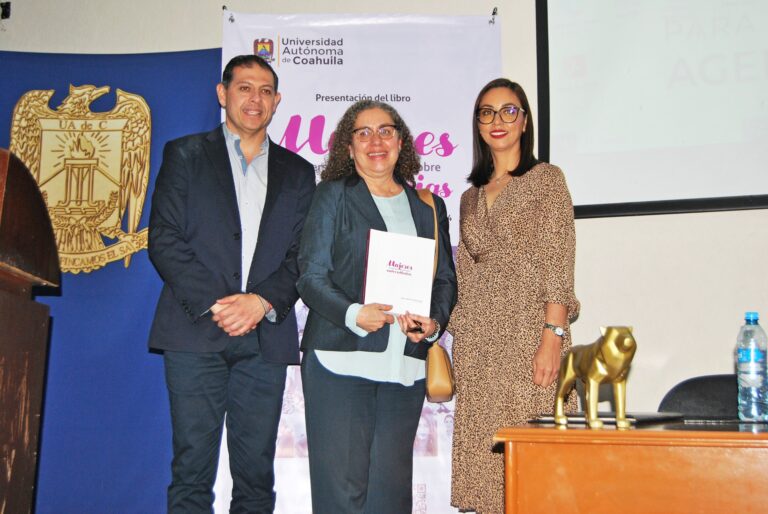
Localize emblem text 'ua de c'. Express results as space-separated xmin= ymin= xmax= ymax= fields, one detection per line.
xmin=10 ymin=85 xmax=151 ymax=273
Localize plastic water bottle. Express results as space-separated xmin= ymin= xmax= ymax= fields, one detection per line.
xmin=735 ymin=311 xmax=768 ymax=421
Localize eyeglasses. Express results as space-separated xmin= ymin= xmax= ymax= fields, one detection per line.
xmin=351 ymin=124 xmax=398 ymax=142
xmin=476 ymin=105 xmax=525 ymax=124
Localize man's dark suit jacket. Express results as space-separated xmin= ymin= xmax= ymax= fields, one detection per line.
xmin=297 ymin=176 xmax=457 ymax=361
xmin=148 ymin=126 xmax=315 ymax=364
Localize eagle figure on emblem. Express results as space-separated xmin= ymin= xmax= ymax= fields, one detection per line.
xmin=9 ymin=85 xmax=152 ymax=273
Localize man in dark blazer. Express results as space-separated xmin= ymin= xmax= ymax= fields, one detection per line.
xmin=148 ymin=55 xmax=315 ymax=514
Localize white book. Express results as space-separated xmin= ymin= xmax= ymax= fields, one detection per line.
xmin=362 ymin=229 xmax=435 ymax=317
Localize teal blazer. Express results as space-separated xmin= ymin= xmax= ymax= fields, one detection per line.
xmin=297 ymin=175 xmax=457 ymax=360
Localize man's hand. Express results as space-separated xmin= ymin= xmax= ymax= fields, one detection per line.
xmin=211 ymin=294 xmax=266 ymax=336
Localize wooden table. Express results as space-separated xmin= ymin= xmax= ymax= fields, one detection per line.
xmin=493 ymin=422 xmax=768 ymax=514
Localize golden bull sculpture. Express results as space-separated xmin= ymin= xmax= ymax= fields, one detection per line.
xmin=554 ymin=326 xmax=637 ymax=429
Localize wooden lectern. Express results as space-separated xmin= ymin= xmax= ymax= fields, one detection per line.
xmin=0 ymin=149 xmax=60 ymax=514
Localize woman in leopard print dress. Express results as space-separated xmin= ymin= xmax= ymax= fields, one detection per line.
xmin=449 ymin=79 xmax=579 ymax=514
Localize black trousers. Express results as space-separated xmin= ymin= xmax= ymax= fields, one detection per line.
xmin=164 ymin=338 xmax=287 ymax=514
xmin=301 ymin=350 xmax=426 ymax=514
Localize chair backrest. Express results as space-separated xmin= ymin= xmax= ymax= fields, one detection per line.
xmin=658 ymin=374 xmax=738 ymax=419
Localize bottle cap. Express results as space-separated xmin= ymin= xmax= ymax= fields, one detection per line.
xmin=745 ymin=311 xmax=759 ymax=322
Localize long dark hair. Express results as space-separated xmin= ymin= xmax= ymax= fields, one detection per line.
xmin=321 ymin=100 xmax=420 ymax=184
xmin=467 ymin=78 xmax=539 ymax=187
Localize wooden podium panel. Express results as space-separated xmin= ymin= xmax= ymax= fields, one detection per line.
xmin=0 ymin=289 xmax=50 ymax=514
xmin=0 ymin=148 xmax=60 ymax=513
xmin=494 ymin=424 xmax=768 ymax=514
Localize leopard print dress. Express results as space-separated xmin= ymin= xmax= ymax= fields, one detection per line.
xmin=449 ymin=163 xmax=579 ymax=514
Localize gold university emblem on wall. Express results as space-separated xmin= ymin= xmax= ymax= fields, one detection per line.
xmin=9 ymin=85 xmax=151 ymax=273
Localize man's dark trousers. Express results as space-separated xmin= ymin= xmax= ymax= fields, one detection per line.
xmin=164 ymin=336 xmax=286 ymax=514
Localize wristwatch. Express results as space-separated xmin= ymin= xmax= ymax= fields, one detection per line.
xmin=544 ymin=322 xmax=565 ymax=337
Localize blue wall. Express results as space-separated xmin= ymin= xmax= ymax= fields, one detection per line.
xmin=1 ymin=49 xmax=221 ymax=513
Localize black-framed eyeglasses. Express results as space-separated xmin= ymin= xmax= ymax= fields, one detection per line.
xmin=351 ymin=124 xmax=398 ymax=142
xmin=476 ymin=105 xmax=525 ymax=124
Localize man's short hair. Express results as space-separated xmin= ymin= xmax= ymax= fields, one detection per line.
xmin=221 ymin=55 xmax=279 ymax=91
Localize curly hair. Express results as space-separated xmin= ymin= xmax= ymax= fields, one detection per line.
xmin=321 ymin=100 xmax=421 ymax=184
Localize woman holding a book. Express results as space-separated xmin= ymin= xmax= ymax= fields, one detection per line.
xmin=297 ymin=100 xmax=457 ymax=514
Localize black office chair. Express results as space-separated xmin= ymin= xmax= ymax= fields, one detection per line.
xmin=658 ymin=374 xmax=738 ymax=419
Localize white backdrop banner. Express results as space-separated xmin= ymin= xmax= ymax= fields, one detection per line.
xmin=218 ymin=12 xmax=501 ymax=514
